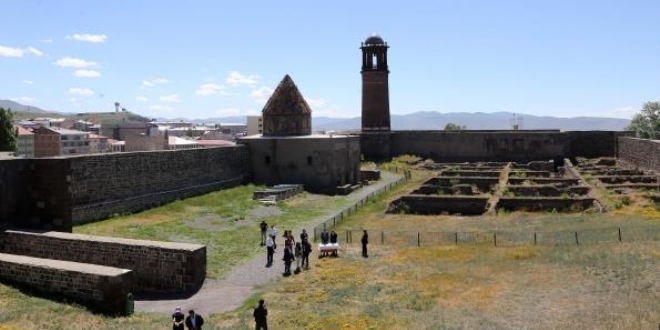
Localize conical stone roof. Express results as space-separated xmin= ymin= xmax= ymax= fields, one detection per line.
xmin=262 ymin=74 xmax=312 ymax=136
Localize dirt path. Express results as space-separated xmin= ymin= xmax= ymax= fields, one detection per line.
xmin=135 ymin=172 xmax=402 ymax=315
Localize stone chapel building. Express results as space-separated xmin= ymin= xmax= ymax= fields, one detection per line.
xmin=239 ymin=75 xmax=361 ymax=194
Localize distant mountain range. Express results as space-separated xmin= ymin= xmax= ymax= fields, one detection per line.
xmin=312 ymin=111 xmax=631 ymax=131
xmin=3 ymin=99 xmax=630 ymax=131
xmin=0 ymin=100 xmax=49 ymax=113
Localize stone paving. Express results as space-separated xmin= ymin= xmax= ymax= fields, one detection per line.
xmin=135 ymin=171 xmax=402 ymax=315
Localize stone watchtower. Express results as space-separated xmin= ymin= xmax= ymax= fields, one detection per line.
xmin=262 ymin=74 xmax=312 ymax=136
xmin=360 ymin=34 xmax=392 ymax=160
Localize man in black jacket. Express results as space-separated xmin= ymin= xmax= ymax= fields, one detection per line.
xmin=361 ymin=230 xmax=369 ymax=258
xmin=185 ymin=310 xmax=204 ymax=330
xmin=253 ymin=299 xmax=268 ymax=330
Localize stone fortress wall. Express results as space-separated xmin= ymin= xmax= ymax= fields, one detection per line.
xmin=388 ymin=130 xmax=620 ymax=162
xmin=0 ymin=146 xmax=249 ymax=231
xmin=618 ymin=137 xmax=660 ymax=172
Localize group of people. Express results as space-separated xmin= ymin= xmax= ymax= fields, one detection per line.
xmin=261 ymin=221 xmax=312 ymax=275
xmin=171 ymin=308 xmax=204 ymax=330
xmin=171 ymin=301 xmax=269 ymax=330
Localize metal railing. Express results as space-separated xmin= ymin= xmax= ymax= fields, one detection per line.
xmin=336 ymin=226 xmax=660 ymax=247
xmin=312 ymin=173 xmax=407 ymax=242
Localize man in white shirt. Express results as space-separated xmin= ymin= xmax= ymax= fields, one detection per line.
xmin=270 ymin=225 xmax=279 ymax=249
xmin=266 ymin=236 xmax=274 ymax=266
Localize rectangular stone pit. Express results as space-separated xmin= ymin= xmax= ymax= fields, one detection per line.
xmin=497 ymin=197 xmax=595 ymax=212
xmin=439 ymin=170 xmax=502 ymax=177
xmin=0 ymin=230 xmax=206 ymax=293
xmin=0 ymin=253 xmax=133 ymax=315
xmin=507 ymin=177 xmax=580 ymax=186
xmin=506 ymin=185 xmax=591 ymax=197
xmin=426 ymin=177 xmax=500 ymax=193
xmin=387 ymin=195 xmax=490 ymax=215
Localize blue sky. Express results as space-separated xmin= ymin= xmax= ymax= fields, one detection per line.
xmin=1 ymin=0 xmax=658 ymax=119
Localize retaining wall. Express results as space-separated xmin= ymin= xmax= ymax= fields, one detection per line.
xmin=0 ymin=230 xmax=206 ymax=293
xmin=0 ymin=253 xmax=133 ymax=315
xmin=618 ymin=137 xmax=660 ymax=172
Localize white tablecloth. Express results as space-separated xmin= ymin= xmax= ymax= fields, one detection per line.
xmin=318 ymin=243 xmax=339 ymax=251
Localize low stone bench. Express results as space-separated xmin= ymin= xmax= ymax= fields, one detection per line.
xmin=0 ymin=230 xmax=206 ymax=293
xmin=0 ymin=253 xmax=133 ymax=315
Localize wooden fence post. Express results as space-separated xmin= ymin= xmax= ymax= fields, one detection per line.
xmin=618 ymin=227 xmax=622 ymax=242
xmin=418 ymin=232 xmax=420 ymax=247
xmin=575 ymin=231 xmax=579 ymax=245
xmin=381 ymin=231 xmax=384 ymax=244
xmin=534 ymin=232 xmax=537 ymax=245
xmin=455 ymin=232 xmax=458 ymax=244
xmin=494 ymin=233 xmax=497 ymax=247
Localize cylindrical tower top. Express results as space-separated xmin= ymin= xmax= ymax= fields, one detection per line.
xmin=361 ymin=33 xmax=389 ymax=72
xmin=364 ymin=33 xmax=385 ymax=46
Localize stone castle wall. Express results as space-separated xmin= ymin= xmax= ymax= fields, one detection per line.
xmin=565 ymin=131 xmax=619 ymax=160
xmin=618 ymin=137 xmax=660 ymax=172
xmin=0 ymin=146 xmax=249 ymax=231
xmin=0 ymin=159 xmax=30 ymax=225
xmin=69 ymin=146 xmax=249 ymax=225
xmin=390 ymin=131 xmax=568 ymax=162
xmin=0 ymin=230 xmax=205 ymax=293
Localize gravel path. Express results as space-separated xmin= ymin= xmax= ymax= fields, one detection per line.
xmin=135 ymin=172 xmax=402 ymax=315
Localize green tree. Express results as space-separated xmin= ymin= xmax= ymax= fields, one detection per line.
xmin=0 ymin=107 xmax=17 ymax=152
xmin=444 ymin=123 xmax=465 ymax=131
xmin=627 ymin=101 xmax=660 ymax=139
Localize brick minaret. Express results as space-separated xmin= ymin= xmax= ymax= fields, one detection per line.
xmin=360 ymin=34 xmax=391 ymax=161
xmin=361 ymin=34 xmax=390 ymax=132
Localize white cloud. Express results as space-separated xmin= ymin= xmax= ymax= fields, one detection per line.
xmin=136 ymin=96 xmax=149 ymax=102
xmin=142 ymin=78 xmax=169 ymax=88
xmin=0 ymin=45 xmax=45 ymax=57
xmin=55 ymin=57 xmax=98 ymax=68
xmin=195 ymin=83 xmax=226 ymax=96
xmin=305 ymin=98 xmax=327 ymax=109
xmin=159 ymin=94 xmax=179 ymax=103
xmin=149 ymin=104 xmax=175 ymax=112
xmin=27 ymin=47 xmax=43 ymax=56
xmin=74 ymin=69 xmax=101 ymax=78
xmin=251 ymin=87 xmax=273 ymax=104
xmin=226 ymin=71 xmax=258 ymax=87
xmin=67 ymin=33 xmax=107 ymax=43
xmin=0 ymin=46 xmax=24 ymax=57
xmin=68 ymin=88 xmax=94 ymax=96
xmin=22 ymin=80 xmax=34 ymax=85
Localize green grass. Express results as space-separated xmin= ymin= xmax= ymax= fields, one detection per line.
xmin=75 ymin=184 xmax=357 ymax=278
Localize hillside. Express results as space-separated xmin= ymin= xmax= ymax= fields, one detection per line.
xmin=312 ymin=111 xmax=630 ymax=132
xmin=0 ymin=100 xmax=49 ymax=114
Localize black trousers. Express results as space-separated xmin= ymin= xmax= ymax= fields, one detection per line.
xmin=362 ymin=243 xmax=368 ymax=256
xmin=267 ymin=247 xmax=274 ymax=263
xmin=256 ymin=321 xmax=268 ymax=330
